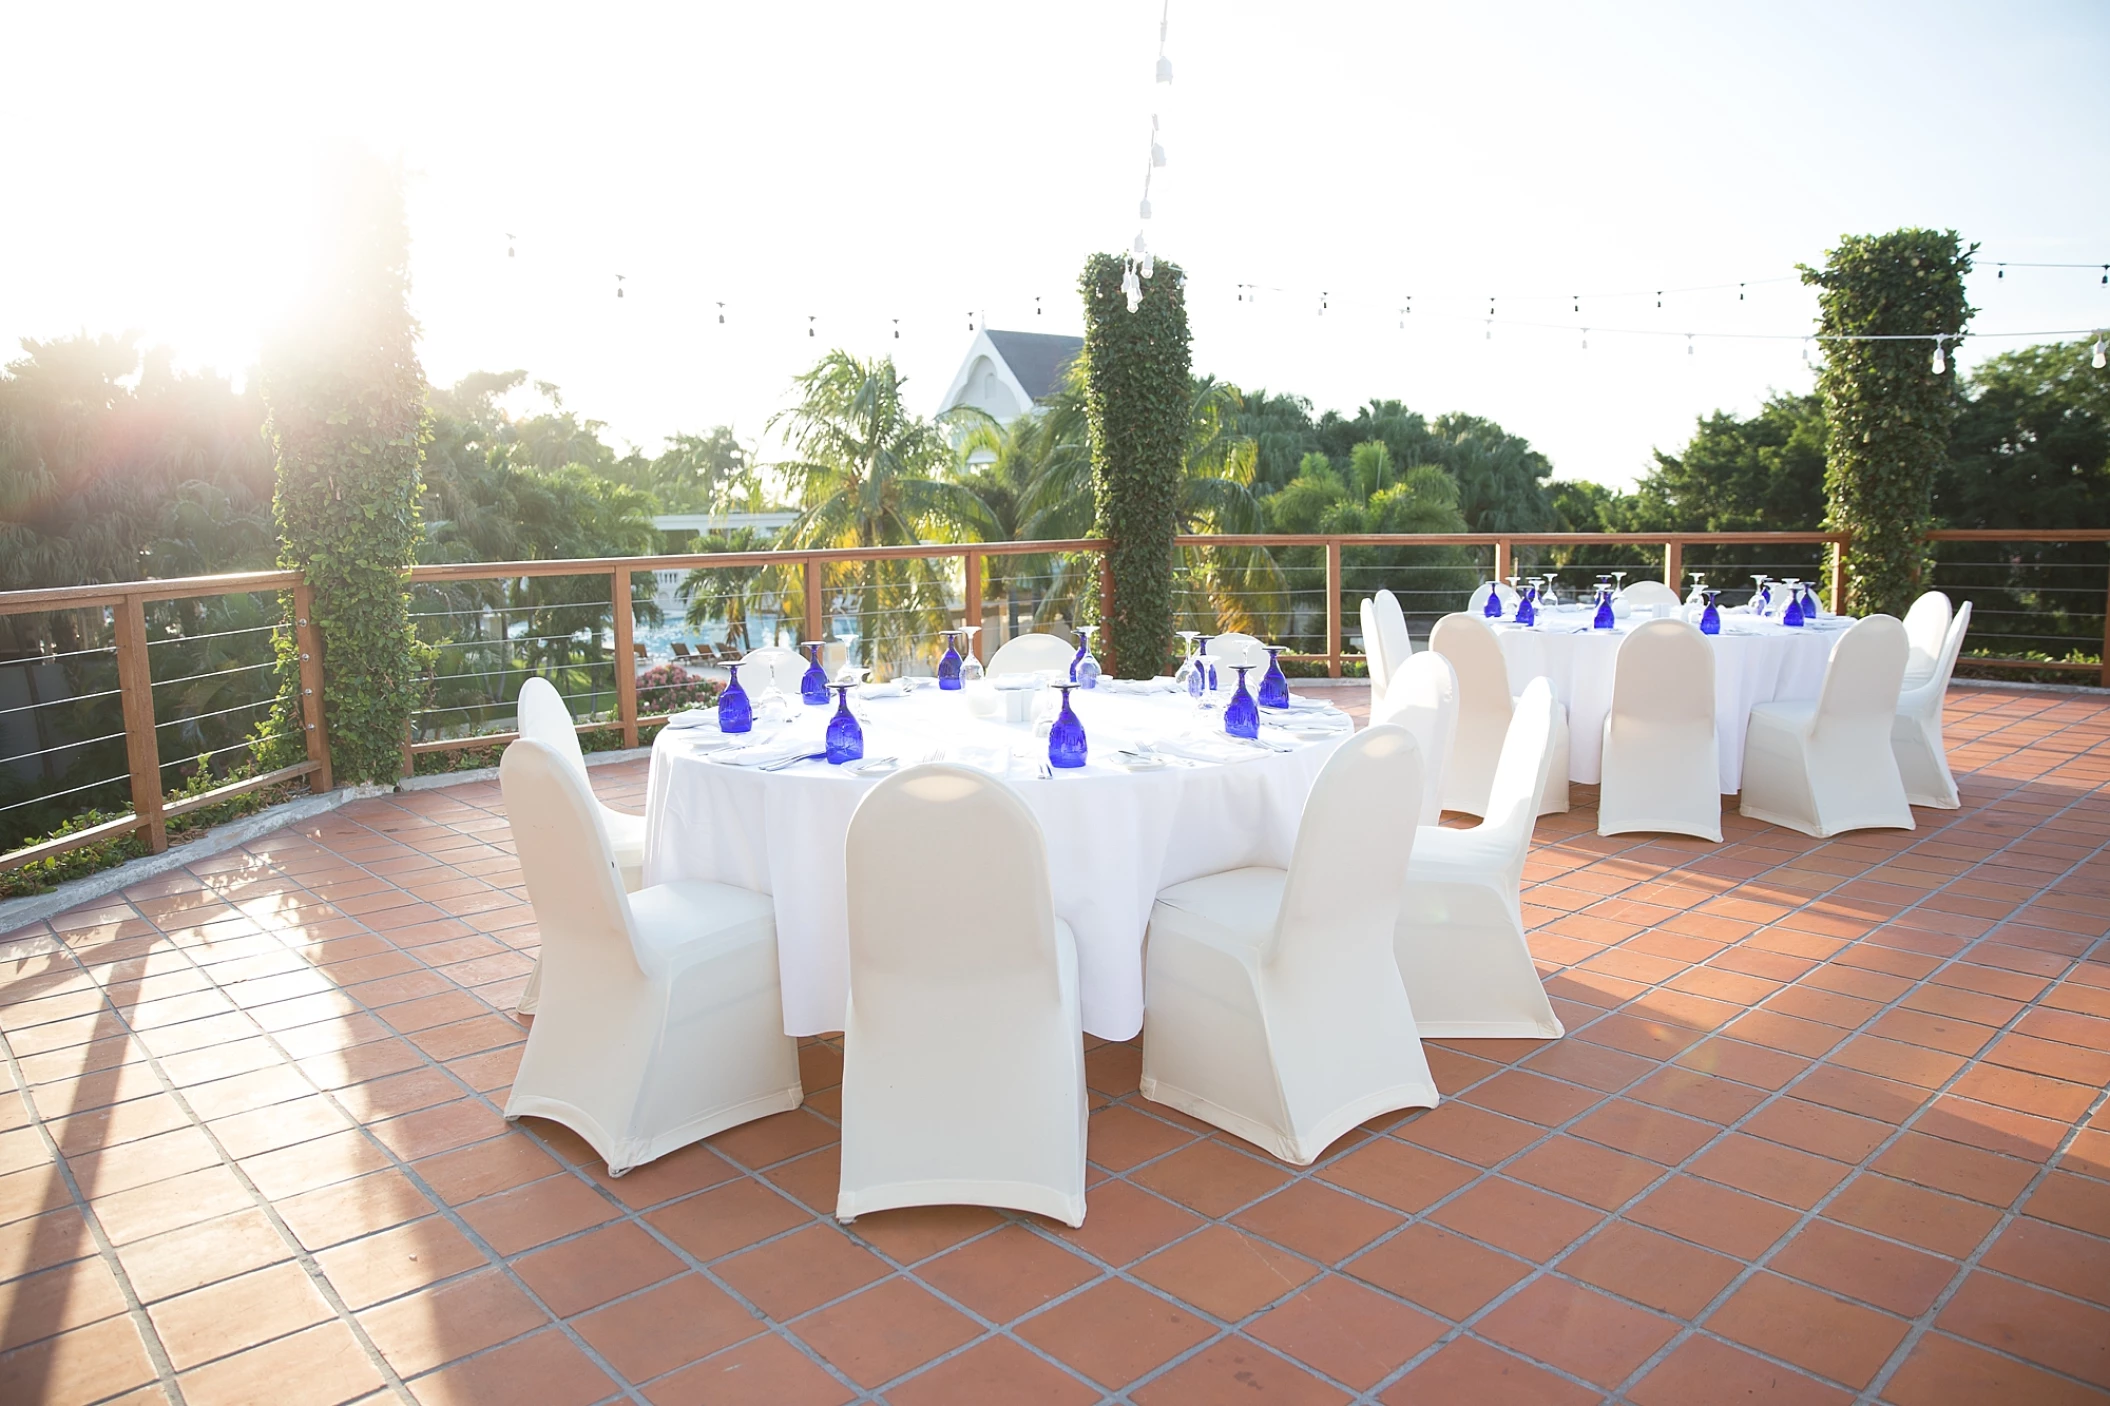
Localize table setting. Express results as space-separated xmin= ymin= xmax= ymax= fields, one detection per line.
xmin=643 ymin=634 xmax=1354 ymax=1039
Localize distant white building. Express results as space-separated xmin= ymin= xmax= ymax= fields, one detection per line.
xmin=936 ymin=329 xmax=1083 ymax=426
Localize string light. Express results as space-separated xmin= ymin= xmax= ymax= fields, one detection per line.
xmin=892 ymin=318 xmax=900 ymax=340
xmin=807 ymin=315 xmax=816 ymax=338
xmin=1930 ymin=336 xmax=1946 ymax=375
xmin=1035 ymin=296 xmax=1043 ymax=317
xmin=1320 ymin=290 xmax=1329 ymax=314
xmin=716 ymin=302 xmax=725 ymax=325
xmin=1581 ymin=328 xmax=1589 ymax=350
xmin=506 ymin=233 xmax=516 ymax=259
xmin=2093 ymin=334 xmax=2107 ymax=370
xmin=1572 ymin=294 xmax=1580 ymax=313
xmin=1739 ymin=283 xmax=1746 ymax=301
xmin=1656 ymin=290 xmax=1663 ymax=308
xmin=615 ymin=274 xmax=625 ymax=300
xmin=1687 ymin=334 xmax=1694 ymax=356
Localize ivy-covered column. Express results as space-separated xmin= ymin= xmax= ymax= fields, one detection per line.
xmin=1079 ymin=252 xmax=1189 ymax=677
xmin=1802 ymin=230 xmax=1974 ymax=617
xmin=257 ymin=156 xmax=431 ymax=784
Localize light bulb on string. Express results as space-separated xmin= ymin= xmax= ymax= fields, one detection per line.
xmin=1997 ymin=265 xmax=2004 ymax=279
xmin=506 ymin=233 xmax=516 ymax=259
xmin=1739 ymin=283 xmax=1746 ymax=301
xmin=716 ymin=302 xmax=725 ymax=325
xmin=1139 ymin=250 xmax=1154 ymax=279
xmin=2100 ymin=265 xmax=2107 ymax=285
xmin=1319 ymin=291 xmax=1328 ymax=314
xmin=1034 ymin=296 xmax=1042 ymax=317
xmin=1139 ymin=198 xmax=1152 ymax=220
xmin=2092 ymin=335 xmax=2106 ymax=370
xmin=1802 ymin=338 xmax=1810 ymax=364
xmin=1156 ymin=55 xmax=1173 ymax=82
xmin=892 ymin=318 xmax=900 ymax=340
xmin=615 ymin=274 xmax=625 ymax=300
xmin=1930 ymin=337 xmax=1946 ymax=375
xmin=1656 ymin=290 xmax=1663 ymax=308
xmin=967 ymin=311 xmax=975 ymax=331
xmin=1581 ymin=328 xmax=1589 ymax=351
xmin=1687 ymin=334 xmax=1695 ymax=356
xmin=1572 ymin=294 xmax=1579 ymax=313
xmin=1485 ymin=319 xmax=1492 ymax=341
xmin=808 ymin=315 xmax=816 ymax=339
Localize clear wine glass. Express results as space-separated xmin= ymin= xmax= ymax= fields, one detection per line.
xmin=1687 ymin=571 xmax=1708 ymax=608
xmin=1749 ymin=575 xmax=1770 ymax=615
xmin=1610 ymin=570 xmax=1628 ymax=599
xmin=836 ymin=630 xmax=861 ymax=679
xmin=1173 ymin=630 xmax=1200 ymax=692
xmin=1073 ymin=624 xmax=1102 ymax=688
xmin=959 ymin=624 xmax=984 ymax=683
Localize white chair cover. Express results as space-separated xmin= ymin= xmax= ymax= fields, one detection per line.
xmin=1204 ymin=631 xmax=1268 ymax=669
xmin=987 ymin=632 xmax=1078 ymax=676
xmin=1618 ymin=579 xmax=1682 ymax=608
xmin=1741 ymin=615 xmax=1915 ymax=837
xmin=1900 ymin=590 xmax=1954 ymax=688
xmin=1395 ymin=679 xmax=1566 ymax=1040
xmin=1373 ymin=589 xmax=1414 ymax=672
xmin=1467 ymin=581 xmax=1519 ymax=615
xmin=1141 ymin=725 xmax=1439 ymax=1165
xmin=1372 ymin=652 xmax=1458 ymax=826
xmin=1598 ymin=619 xmax=1722 ymax=841
xmin=1360 ymin=599 xmax=1390 ymax=702
xmin=1429 ymin=613 xmax=1569 ymax=817
xmin=1892 ymin=600 xmax=1971 ymax=809
xmin=738 ymin=646 xmax=806 ymax=697
xmin=498 ymin=739 xmax=801 ymax=1175
xmin=837 ymin=765 xmax=1087 ymax=1225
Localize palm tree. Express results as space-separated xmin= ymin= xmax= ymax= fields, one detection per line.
xmin=771 ymin=352 xmax=996 ymax=675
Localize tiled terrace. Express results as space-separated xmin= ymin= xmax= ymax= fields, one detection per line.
xmin=1 ymin=685 xmax=2106 ymax=1406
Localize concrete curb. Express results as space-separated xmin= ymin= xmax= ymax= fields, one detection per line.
xmin=394 ymin=744 xmax=655 ymax=791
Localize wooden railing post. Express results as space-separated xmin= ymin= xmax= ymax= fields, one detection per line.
xmin=1325 ymin=538 xmax=1343 ymax=678
xmin=2100 ymin=559 xmax=2109 ymax=690
xmin=612 ymin=566 xmax=639 ymax=748
xmin=291 ymin=581 xmax=332 ymax=792
xmin=804 ymin=557 xmax=824 ymax=646
xmin=1494 ymin=538 xmax=1513 ymax=586
xmin=1830 ymin=538 xmax=1849 ymax=614
xmin=113 ymin=593 xmax=167 ymax=853
xmin=1664 ymin=541 xmax=1683 ymax=598
xmin=963 ymin=549 xmax=984 ymax=659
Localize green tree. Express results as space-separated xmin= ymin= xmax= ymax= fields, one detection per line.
xmin=256 ymin=154 xmax=430 ymax=784
xmin=1802 ymin=228 xmax=1975 ymax=615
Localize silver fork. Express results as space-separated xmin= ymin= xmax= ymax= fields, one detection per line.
xmin=760 ymin=751 xmax=827 ymax=771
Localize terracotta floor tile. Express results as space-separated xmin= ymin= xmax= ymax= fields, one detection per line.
xmin=239 ymin=1129 xmax=392 ymax=1200
xmin=1088 ymin=1104 xmax=1195 ymax=1171
xmin=1704 ymin=1271 xmax=1909 ymax=1390
xmin=706 ymin=1108 xmax=839 ymax=1170
xmin=1742 ymin=1098 xmax=1892 ymax=1164
xmin=1505 ymin=1135 xmax=1665 ymax=1211
xmin=884 ymin=1333 xmax=1099 ymax=1406
xmin=1769 ymin=1218 xmax=1956 ymax=1318
xmin=1316 ymin=1137 xmax=1477 ymax=1215
xmin=1936 ymin=1269 xmax=2110 ymax=1389
xmin=0 ymin=1314 xmax=156 ymax=1406
xmin=412 ymin=1135 xmax=563 ymax=1206
xmin=1980 ymin=1216 xmax=2110 ymax=1307
xmin=92 ymin=1164 xmax=256 ymax=1245
xmin=572 ymin=1272 xmax=764 ymax=1382
xmin=512 ymin=1219 xmax=684 ymax=1317
xmin=1626 ymin=1175 xmax=1801 ymax=1260
xmin=0 ymin=1256 xmax=130 ymax=1353
xmin=1879 ymin=1329 xmax=2106 ymax=1406
xmin=716 ymin=1223 xmax=889 ymax=1319
xmin=368 ymin=1099 xmax=508 ymax=1163
xmin=1247 ymin=1274 xmax=1444 ymax=1390
xmin=843 ymin=1203 xmax=1002 ymax=1267
xmin=1823 ymin=1173 xmax=2002 ymax=1258
xmin=312 ymin=1215 xmax=489 ymax=1310
xmin=1477 ymin=1275 xmax=1679 ymax=1388
xmin=1627 ymin=1334 xmax=1851 ymax=1406
xmin=1230 ymin=1179 xmax=1404 ymax=1262
xmin=646 ymin=1176 xmax=809 ymax=1262
xmin=1377 ymin=1335 xmax=1600 ymax=1406
xmin=357 ymin=1268 xmax=549 ymax=1378
xmin=117 ymin=1206 xmax=295 ymax=1302
xmin=179 ymin=1319 xmax=385 ymax=1406
xmin=1675 ymin=1035 xmax=1813 ymax=1091
xmin=1630 ymin=1065 xmax=1768 ymax=1125
xmin=458 ymin=1172 xmax=618 ymax=1256
xmin=1015 ymin=1277 xmax=1214 ymax=1389
xmin=2022 ymin=1170 xmax=2110 ymax=1238
xmin=1429 ymin=1177 xmax=1604 ymax=1261
xmin=642 ymin=1330 xmax=855 ymax=1406
xmin=1567 ymin=1098 xmax=1717 ymax=1166
xmin=1133 ymin=1223 xmax=1321 ymax=1321
xmin=1345 ymin=1222 xmax=1531 ymax=1320
xmin=1689 ymin=1133 xmax=1851 ymax=1210
xmin=1461 ymin=1069 xmax=1602 ymax=1126
xmin=1131 ymin=1335 xmax=1351 ymax=1405
xmin=913 ymin=1223 xmax=1099 ymax=1323
xmin=790 ymin=1276 xmax=980 ymax=1389
xmin=1129 ymin=1139 xmax=1295 ymax=1218
xmin=1871 ymin=1131 xmax=2036 ymax=1208
xmin=1046 ymin=1178 xmax=1203 ymax=1267
xmin=1560 ymin=1220 xmax=1742 ymax=1317
xmin=147 ymin=1260 xmax=334 ymax=1371
xmin=1392 ymin=1100 xmax=1543 ymax=1166
xmin=276 ymin=1168 xmax=434 ymax=1251
xmin=405 ymin=1326 xmax=615 ymax=1406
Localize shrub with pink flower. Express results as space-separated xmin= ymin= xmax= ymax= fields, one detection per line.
xmin=635 ymin=662 xmax=718 ymax=714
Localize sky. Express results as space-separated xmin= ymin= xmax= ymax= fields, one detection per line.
xmin=3 ymin=0 xmax=2106 ymax=489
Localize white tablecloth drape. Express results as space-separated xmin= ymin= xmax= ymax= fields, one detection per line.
xmin=642 ymin=688 xmax=1346 ymax=1040
xmin=1493 ymin=613 xmax=1843 ymax=791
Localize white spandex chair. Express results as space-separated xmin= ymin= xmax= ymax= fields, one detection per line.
xmin=738 ymin=646 xmax=806 ymax=697
xmin=1467 ymin=581 xmax=1519 ymax=616
xmin=837 ymin=765 xmax=1086 ymax=1225
xmin=1141 ymin=725 xmax=1439 ymax=1165
xmin=1372 ymin=652 xmax=1458 ymax=826
xmin=1395 ymin=679 xmax=1566 ymax=1040
xmin=1360 ymin=598 xmax=1391 ymax=702
xmin=1892 ymin=600 xmax=1971 ymax=809
xmin=1619 ymin=579 xmax=1683 ymax=609
xmin=1741 ymin=614 xmax=1915 ymax=837
xmin=1371 ymin=589 xmax=1413 ymax=675
xmin=1900 ymin=590 xmax=1954 ymax=688
xmin=1428 ymin=613 xmax=1570 ymax=817
xmin=987 ymin=632 xmax=1077 ymax=677
xmin=498 ymin=739 xmax=801 ymax=1175
xmin=1203 ymin=631 xmax=1267 ymax=669
xmin=1598 ymin=619 xmax=1722 ymax=841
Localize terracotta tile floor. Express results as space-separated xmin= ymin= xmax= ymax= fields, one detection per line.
xmin=2 ymin=684 xmax=2107 ymax=1404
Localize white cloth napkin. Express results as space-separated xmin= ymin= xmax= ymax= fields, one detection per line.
xmin=715 ymin=736 xmax=816 ymax=767
xmin=1103 ymin=676 xmax=1181 ymax=694
xmin=663 ymin=709 xmax=718 ymax=730
xmin=854 ymin=681 xmax=908 ymax=699
xmin=1155 ymin=735 xmax=1268 ymax=765
xmin=1277 ymin=695 xmax=1343 ymax=713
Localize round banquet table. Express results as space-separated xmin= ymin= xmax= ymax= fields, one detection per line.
xmin=641 ymin=685 xmax=1350 ymax=1040
xmin=1489 ymin=609 xmax=1849 ymax=791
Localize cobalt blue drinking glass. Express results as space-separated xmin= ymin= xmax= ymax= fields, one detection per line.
xmin=937 ymin=631 xmax=963 ymax=689
xmin=718 ymin=662 xmax=752 ymax=733
xmin=1047 ymin=682 xmax=1087 ymax=768
xmin=1515 ymin=587 xmax=1537 ymax=628
xmin=1593 ymin=586 xmax=1616 ymax=630
xmin=1482 ymin=583 xmax=1503 ymax=619
xmin=1191 ymin=635 xmax=1213 ymax=698
xmin=1258 ymin=645 xmax=1290 ymax=709
xmin=1224 ymin=665 xmax=1260 ymax=739
xmin=1782 ymin=586 xmax=1805 ymax=628
xmin=824 ymin=683 xmax=863 ymax=764
xmin=1700 ymin=590 xmax=1722 ymax=636
xmin=799 ymin=642 xmax=830 ymax=705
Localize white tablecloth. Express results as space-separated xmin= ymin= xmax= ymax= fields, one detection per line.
xmin=1493 ymin=610 xmax=1845 ymax=791
xmin=642 ymin=687 xmax=1348 ymax=1040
